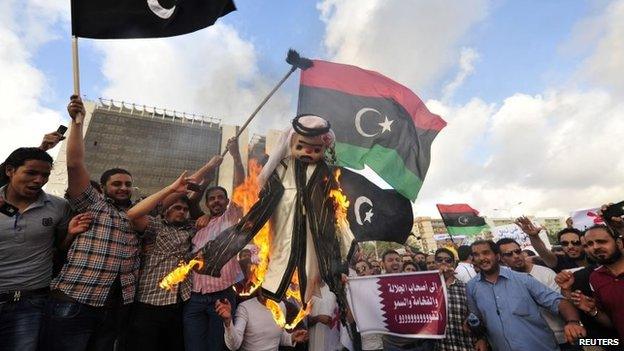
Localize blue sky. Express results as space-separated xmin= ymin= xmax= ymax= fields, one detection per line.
xmin=2 ymin=0 xmax=623 ymax=216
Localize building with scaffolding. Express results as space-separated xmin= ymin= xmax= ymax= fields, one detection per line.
xmin=46 ymin=98 xmax=248 ymax=198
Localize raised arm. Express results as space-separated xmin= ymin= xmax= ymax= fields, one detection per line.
xmin=127 ymin=171 xmax=190 ymax=232
xmin=515 ymin=216 xmax=558 ymax=269
xmin=66 ymin=95 xmax=90 ymax=198
xmin=162 ymin=155 xmax=223 ymax=210
xmin=226 ymin=137 xmax=245 ymax=189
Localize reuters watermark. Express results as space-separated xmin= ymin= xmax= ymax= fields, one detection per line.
xmin=578 ymin=338 xmax=620 ymax=347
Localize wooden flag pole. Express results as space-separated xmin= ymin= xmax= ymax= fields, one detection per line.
xmin=72 ymin=36 xmax=84 ymax=124
xmin=220 ymin=49 xmax=313 ymax=156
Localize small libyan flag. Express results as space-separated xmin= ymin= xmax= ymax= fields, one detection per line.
xmin=436 ymin=204 xmax=488 ymax=236
xmin=297 ymin=60 xmax=446 ymax=201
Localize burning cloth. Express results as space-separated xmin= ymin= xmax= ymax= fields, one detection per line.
xmin=194 ymin=115 xmax=353 ymax=307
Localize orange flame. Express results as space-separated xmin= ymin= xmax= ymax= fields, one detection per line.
xmin=232 ymin=159 xmax=271 ymax=296
xmin=262 ymin=269 xmax=312 ymax=330
xmin=159 ymin=259 xmax=204 ymax=290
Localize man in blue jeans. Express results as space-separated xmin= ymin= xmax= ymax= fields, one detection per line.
xmin=0 ymin=146 xmax=83 ymax=351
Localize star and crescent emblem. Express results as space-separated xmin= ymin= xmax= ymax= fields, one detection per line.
xmin=354 ymin=108 xmax=394 ymax=138
xmin=147 ymin=0 xmax=176 ymax=19
xmin=458 ymin=216 xmax=470 ymax=225
xmin=354 ymin=196 xmax=374 ymax=225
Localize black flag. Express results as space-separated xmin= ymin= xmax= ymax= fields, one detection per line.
xmin=71 ymin=0 xmax=236 ymax=39
xmin=340 ymin=168 xmax=413 ymax=244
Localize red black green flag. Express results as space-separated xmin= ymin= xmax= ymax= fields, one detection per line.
xmin=436 ymin=204 xmax=488 ymax=236
xmin=297 ymin=60 xmax=446 ymax=201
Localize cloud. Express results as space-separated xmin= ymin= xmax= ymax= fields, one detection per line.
xmin=414 ymin=89 xmax=624 ymax=218
xmin=95 ymin=23 xmax=293 ymax=134
xmin=441 ymin=47 xmax=479 ymax=101
xmin=567 ymin=0 xmax=624 ymax=97
xmin=317 ymin=0 xmax=489 ymax=91
xmin=0 ymin=0 xmax=68 ymax=161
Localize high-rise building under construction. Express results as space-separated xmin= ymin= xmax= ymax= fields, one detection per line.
xmin=46 ymin=98 xmax=248 ymax=198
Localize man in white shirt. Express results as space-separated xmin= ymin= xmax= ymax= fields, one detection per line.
xmin=308 ymin=281 xmax=341 ymax=351
xmin=215 ymin=294 xmax=308 ymax=351
xmin=497 ymin=238 xmax=570 ymax=350
xmin=454 ymin=245 xmax=477 ymax=283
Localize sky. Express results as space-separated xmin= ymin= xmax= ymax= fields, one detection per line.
xmin=1 ymin=0 xmax=623 ymax=218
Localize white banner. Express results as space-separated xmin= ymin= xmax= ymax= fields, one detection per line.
xmin=570 ymin=208 xmax=604 ymax=231
xmin=491 ymin=223 xmax=551 ymax=250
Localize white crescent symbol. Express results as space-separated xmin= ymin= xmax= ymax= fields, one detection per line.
xmin=354 ymin=108 xmax=381 ymax=138
xmin=354 ymin=196 xmax=373 ymax=225
xmin=458 ymin=216 xmax=469 ymax=225
xmin=147 ymin=0 xmax=176 ymax=19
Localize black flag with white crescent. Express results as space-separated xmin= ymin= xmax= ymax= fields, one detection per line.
xmin=339 ymin=168 xmax=413 ymax=244
xmin=71 ymin=0 xmax=236 ymax=39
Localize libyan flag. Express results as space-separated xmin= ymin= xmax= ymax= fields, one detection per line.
xmin=297 ymin=60 xmax=446 ymax=201
xmin=71 ymin=0 xmax=236 ymax=39
xmin=436 ymin=204 xmax=488 ymax=236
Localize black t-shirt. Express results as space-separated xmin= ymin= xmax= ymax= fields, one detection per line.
xmin=571 ymin=266 xmax=619 ymax=343
xmin=553 ymin=255 xmax=579 ymax=273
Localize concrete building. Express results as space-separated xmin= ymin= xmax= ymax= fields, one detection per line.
xmin=46 ymin=98 xmax=248 ymax=198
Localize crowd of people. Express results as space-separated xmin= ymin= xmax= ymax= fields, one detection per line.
xmin=1 ymin=95 xmax=622 ymax=351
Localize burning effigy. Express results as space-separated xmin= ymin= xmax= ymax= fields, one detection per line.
xmin=189 ymin=115 xmax=354 ymax=328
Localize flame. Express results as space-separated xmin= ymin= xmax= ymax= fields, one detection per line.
xmin=232 ymin=159 xmax=271 ymax=296
xmin=264 ymin=299 xmax=286 ymax=328
xmin=159 ymin=259 xmax=203 ymax=290
xmin=329 ymin=169 xmax=354 ymax=260
xmin=262 ymin=269 xmax=312 ymax=330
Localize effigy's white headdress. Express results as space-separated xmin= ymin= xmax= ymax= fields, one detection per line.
xmin=258 ymin=114 xmax=335 ymax=187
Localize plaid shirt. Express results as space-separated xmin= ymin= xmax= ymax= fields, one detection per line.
xmin=136 ymin=217 xmax=195 ymax=305
xmin=435 ymin=279 xmax=476 ymax=351
xmin=51 ymin=185 xmax=140 ymax=307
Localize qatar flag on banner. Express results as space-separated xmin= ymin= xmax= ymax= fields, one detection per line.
xmin=346 ymin=272 xmax=447 ymax=338
xmin=570 ymin=208 xmax=604 ymax=231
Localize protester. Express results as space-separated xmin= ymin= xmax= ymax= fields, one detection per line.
xmin=0 ymin=130 xmax=64 ymax=189
xmin=184 ymin=137 xmax=245 ymax=351
xmin=380 ymin=250 xmax=434 ymax=351
xmin=516 ymin=216 xmax=588 ymax=272
xmin=215 ymin=293 xmax=308 ymax=350
xmin=42 ymin=96 xmax=139 ymax=351
xmin=582 ymin=225 xmax=624 ymax=338
xmin=432 ymin=248 xmax=480 ymax=351
xmin=355 ymin=260 xmax=372 ymax=277
xmin=454 ymin=245 xmax=476 ymax=283
xmin=381 ymin=250 xmax=402 ymax=274
xmin=369 ymin=259 xmax=382 ymax=275
xmin=402 ymin=261 xmax=418 ymax=272
xmin=496 ymin=238 xmax=573 ymax=350
xmin=466 ymin=240 xmax=586 ymax=351
xmin=308 ymin=281 xmax=341 ymax=351
xmin=124 ymin=153 xmax=223 ymax=351
xmin=425 ymin=255 xmax=436 ymax=271
xmin=412 ymin=251 xmax=427 ymax=270
xmin=0 ymin=147 xmax=81 ymax=351
xmin=555 ymin=235 xmax=620 ymax=348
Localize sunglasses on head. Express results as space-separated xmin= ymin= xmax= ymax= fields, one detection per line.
xmin=560 ymin=240 xmax=581 ymax=247
xmin=501 ymin=248 xmax=522 ymax=257
xmin=435 ymin=257 xmax=453 ymax=264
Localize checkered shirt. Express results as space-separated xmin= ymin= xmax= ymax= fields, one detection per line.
xmin=51 ymin=185 xmax=140 ymax=307
xmin=136 ymin=217 xmax=195 ymax=305
xmin=435 ymin=279 xmax=476 ymax=351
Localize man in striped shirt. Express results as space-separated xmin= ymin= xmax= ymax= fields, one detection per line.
xmin=42 ymin=95 xmax=139 ymax=351
xmin=184 ymin=137 xmax=245 ymax=351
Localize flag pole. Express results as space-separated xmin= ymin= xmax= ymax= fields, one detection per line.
xmin=72 ymin=36 xmax=84 ymax=124
xmin=220 ymin=49 xmax=313 ymax=156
